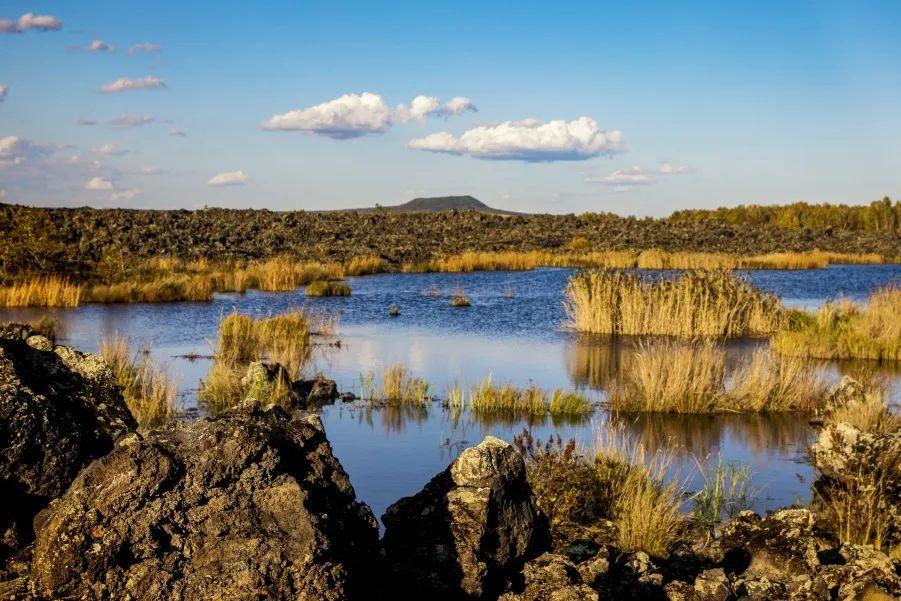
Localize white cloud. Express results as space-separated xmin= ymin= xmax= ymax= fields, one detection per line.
xmin=86 ymin=40 xmax=115 ymax=53
xmin=262 ymin=92 xmax=392 ymax=139
xmin=0 ymin=136 xmax=48 ymax=166
xmin=587 ymin=165 xmax=652 ymax=185
xmin=93 ymin=144 xmax=128 ymax=156
xmin=128 ymin=43 xmax=162 ymax=54
xmin=0 ymin=13 xmax=62 ymax=33
xmin=110 ymin=114 xmax=156 ymax=128
xmin=407 ymin=116 xmax=624 ymax=161
xmin=137 ymin=166 xmax=165 ymax=175
xmin=0 ymin=85 xmax=6 ymax=101
xmin=109 ymin=188 xmax=140 ymax=201
xmin=395 ymin=95 xmax=478 ymax=122
xmin=208 ymin=170 xmax=248 ymax=186
xmin=658 ymin=161 xmax=696 ymax=174
xmin=99 ymin=76 xmax=166 ymax=93
xmin=85 ymin=176 xmax=114 ymax=191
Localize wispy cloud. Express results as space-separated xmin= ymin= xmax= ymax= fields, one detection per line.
xmin=658 ymin=161 xmax=696 ymax=174
xmin=169 ymin=128 xmax=187 ymax=137
xmin=0 ymin=85 xmax=7 ymax=101
xmin=128 ymin=42 xmax=162 ymax=54
xmin=407 ymin=117 xmax=624 ymax=162
xmin=78 ymin=118 xmax=98 ymax=126
xmin=587 ymin=165 xmax=653 ymax=185
xmin=86 ymin=40 xmax=115 ymax=53
xmin=0 ymin=13 xmax=62 ymax=33
xmin=208 ymin=170 xmax=248 ymax=186
xmin=0 ymin=136 xmax=50 ymax=166
xmin=99 ymin=76 xmax=166 ymax=93
xmin=93 ymin=144 xmax=128 ymax=156
xmin=110 ymin=114 xmax=157 ymax=128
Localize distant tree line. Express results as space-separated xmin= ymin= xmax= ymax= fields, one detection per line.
xmin=668 ymin=197 xmax=900 ymax=234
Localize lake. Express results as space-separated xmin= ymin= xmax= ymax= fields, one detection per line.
xmin=2 ymin=264 xmax=899 ymax=522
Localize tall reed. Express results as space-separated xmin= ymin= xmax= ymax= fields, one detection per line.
xmin=99 ymin=334 xmax=177 ymax=428
xmin=564 ymin=269 xmax=785 ymax=338
xmin=0 ymin=277 xmax=82 ymax=308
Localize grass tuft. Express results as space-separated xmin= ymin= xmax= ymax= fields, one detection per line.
xmin=0 ymin=277 xmax=81 ymax=308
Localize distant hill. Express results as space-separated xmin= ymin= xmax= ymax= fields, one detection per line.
xmin=350 ymin=195 xmax=522 ymax=215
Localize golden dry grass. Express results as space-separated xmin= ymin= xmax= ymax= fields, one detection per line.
xmin=565 ymin=270 xmax=785 ymax=338
xmin=0 ymin=277 xmax=82 ymax=308
xmin=378 ymin=364 xmax=430 ymax=405
xmin=773 ymin=286 xmax=901 ymax=361
xmin=465 ymin=374 xmax=593 ymax=416
xmin=198 ymin=309 xmax=313 ymax=411
xmin=99 ymin=334 xmax=177 ymax=428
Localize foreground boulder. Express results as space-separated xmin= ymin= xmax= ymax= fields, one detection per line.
xmin=0 ymin=327 xmax=136 ymax=564
xmin=382 ymin=436 xmax=550 ymax=599
xmin=27 ymin=400 xmax=378 ymax=600
xmin=241 ymin=360 xmax=339 ymax=408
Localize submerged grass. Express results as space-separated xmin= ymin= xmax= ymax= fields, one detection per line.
xmin=99 ymin=334 xmax=177 ymax=428
xmin=306 ymin=280 xmax=351 ymax=297
xmin=691 ymin=455 xmax=753 ymax=533
xmin=564 ymin=270 xmax=785 ymax=338
xmin=609 ymin=341 xmax=827 ymax=414
xmin=773 ymin=286 xmax=901 ymax=361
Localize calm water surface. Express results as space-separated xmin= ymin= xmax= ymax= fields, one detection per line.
xmin=3 ymin=265 xmax=899 ymax=522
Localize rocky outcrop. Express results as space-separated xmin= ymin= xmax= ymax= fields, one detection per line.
xmin=0 ymin=327 xmax=136 ymax=565
xmin=26 ymin=400 xmax=378 ymax=600
xmin=382 ymin=436 xmax=550 ymax=599
xmin=294 ymin=374 xmax=339 ymax=405
xmin=241 ymin=360 xmax=339 ymax=408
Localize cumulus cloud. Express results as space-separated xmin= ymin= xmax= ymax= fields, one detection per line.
xmin=110 ymin=114 xmax=156 ymax=128
xmin=587 ymin=165 xmax=653 ymax=185
xmin=395 ymin=95 xmax=477 ymax=122
xmin=109 ymin=188 xmax=140 ymax=201
xmin=0 ymin=136 xmax=49 ymax=166
xmin=0 ymin=13 xmax=62 ymax=33
xmin=93 ymin=144 xmax=128 ymax=156
xmin=99 ymin=76 xmax=166 ymax=93
xmin=85 ymin=176 xmax=114 ymax=191
xmin=0 ymin=85 xmax=6 ymax=101
xmin=128 ymin=43 xmax=162 ymax=54
xmin=407 ymin=116 xmax=624 ymax=161
xmin=208 ymin=170 xmax=248 ymax=186
xmin=262 ymin=92 xmax=392 ymax=139
xmin=86 ymin=40 xmax=115 ymax=53
xmin=658 ymin=161 xmax=695 ymax=174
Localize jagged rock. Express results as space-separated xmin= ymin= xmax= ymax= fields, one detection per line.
xmin=692 ymin=568 xmax=730 ymax=601
xmin=240 ymin=360 xmax=298 ymax=404
xmin=719 ymin=509 xmax=829 ymax=581
xmin=382 ymin=436 xmax=550 ymax=599
xmin=0 ymin=328 xmax=136 ymax=564
xmin=811 ymin=422 xmax=900 ymax=487
xmin=817 ymin=544 xmax=901 ymax=601
xmin=499 ymin=553 xmax=598 ymax=601
xmin=294 ymin=375 xmax=339 ymax=405
xmin=27 ymin=401 xmax=378 ymax=600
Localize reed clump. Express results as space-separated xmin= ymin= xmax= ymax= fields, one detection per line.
xmin=345 ymin=255 xmax=388 ymax=276
xmin=85 ymin=274 xmax=214 ymax=303
xmin=449 ymin=288 xmax=471 ymax=307
xmin=564 ymin=269 xmax=785 ymax=338
xmin=772 ymin=286 xmax=901 ymax=362
xmin=514 ymin=426 xmax=684 ymax=557
xmin=99 ymin=334 xmax=177 ymax=428
xmin=0 ymin=277 xmax=82 ymax=308
xmin=691 ymin=455 xmax=753 ymax=533
xmin=609 ymin=341 xmax=827 ymax=414
xmin=306 ymin=280 xmax=351 ymax=297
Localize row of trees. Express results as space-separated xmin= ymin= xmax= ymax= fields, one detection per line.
xmin=669 ymin=197 xmax=900 ymax=233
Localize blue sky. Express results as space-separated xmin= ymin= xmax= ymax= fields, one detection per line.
xmin=1 ymin=1 xmax=900 ymax=215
